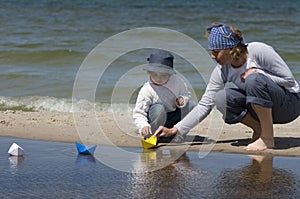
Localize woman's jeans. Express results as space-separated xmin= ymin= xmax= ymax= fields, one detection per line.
xmin=214 ymin=73 xmax=300 ymax=124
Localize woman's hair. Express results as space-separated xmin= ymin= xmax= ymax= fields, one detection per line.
xmin=206 ymin=22 xmax=248 ymax=61
xmin=229 ymin=25 xmax=248 ymax=61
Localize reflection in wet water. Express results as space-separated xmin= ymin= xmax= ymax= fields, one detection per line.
xmin=8 ymin=156 xmax=24 ymax=175
xmin=128 ymin=148 xmax=210 ymax=198
xmin=0 ymin=137 xmax=299 ymax=198
xmin=133 ymin=148 xmax=189 ymax=173
xmin=126 ymin=150 xmax=300 ymax=199
xmin=76 ymin=154 xmax=96 ymax=163
xmin=212 ymin=155 xmax=299 ymax=199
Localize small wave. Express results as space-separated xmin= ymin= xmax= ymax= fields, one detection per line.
xmin=0 ymin=96 xmax=134 ymax=113
xmin=0 ymin=49 xmax=85 ymax=66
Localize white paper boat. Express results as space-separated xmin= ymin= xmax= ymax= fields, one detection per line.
xmin=8 ymin=143 xmax=24 ymax=156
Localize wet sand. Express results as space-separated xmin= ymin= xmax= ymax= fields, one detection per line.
xmin=0 ymin=110 xmax=299 ymax=157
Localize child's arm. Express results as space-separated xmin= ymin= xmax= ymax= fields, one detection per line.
xmin=133 ymin=85 xmax=152 ymax=136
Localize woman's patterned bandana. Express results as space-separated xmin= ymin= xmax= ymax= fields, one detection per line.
xmin=207 ymin=24 xmax=244 ymax=50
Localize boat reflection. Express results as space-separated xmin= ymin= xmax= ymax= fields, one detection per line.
xmin=128 ymin=148 xmax=209 ymax=198
xmin=75 ymin=154 xmax=96 ymax=163
xmin=8 ymin=156 xmax=25 ymax=174
xmin=133 ymin=147 xmax=191 ymax=173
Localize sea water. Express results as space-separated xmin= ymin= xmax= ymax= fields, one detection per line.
xmin=0 ymin=0 xmax=299 ymax=112
xmin=0 ymin=137 xmax=299 ymax=198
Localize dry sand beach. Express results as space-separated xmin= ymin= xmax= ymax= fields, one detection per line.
xmin=0 ymin=110 xmax=299 ymax=157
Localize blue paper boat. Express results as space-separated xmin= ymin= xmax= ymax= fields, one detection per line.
xmin=75 ymin=142 xmax=96 ymax=155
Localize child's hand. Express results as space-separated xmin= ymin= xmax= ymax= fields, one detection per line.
xmin=141 ymin=126 xmax=152 ymax=137
xmin=176 ymin=96 xmax=185 ymax=106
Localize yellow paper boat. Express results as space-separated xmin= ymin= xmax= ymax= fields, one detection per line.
xmin=141 ymin=136 xmax=157 ymax=149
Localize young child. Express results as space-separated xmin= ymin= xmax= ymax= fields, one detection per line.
xmin=133 ymin=49 xmax=195 ymax=142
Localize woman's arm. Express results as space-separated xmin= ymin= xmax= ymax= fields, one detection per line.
xmin=155 ymin=66 xmax=225 ymax=137
xmin=250 ymin=42 xmax=297 ymax=90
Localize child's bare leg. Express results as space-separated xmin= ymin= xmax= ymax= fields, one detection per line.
xmin=241 ymin=112 xmax=261 ymax=142
xmin=244 ymin=104 xmax=274 ymax=151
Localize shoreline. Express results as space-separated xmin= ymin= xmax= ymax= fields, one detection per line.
xmin=1 ymin=110 xmax=300 ymax=157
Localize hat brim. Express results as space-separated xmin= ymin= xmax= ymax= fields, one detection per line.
xmin=143 ymin=64 xmax=175 ymax=75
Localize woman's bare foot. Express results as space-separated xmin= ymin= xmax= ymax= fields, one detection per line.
xmin=241 ymin=113 xmax=261 ymax=143
xmin=248 ymin=155 xmax=266 ymax=163
xmin=251 ymin=130 xmax=261 ymax=142
xmin=244 ymin=137 xmax=274 ymax=151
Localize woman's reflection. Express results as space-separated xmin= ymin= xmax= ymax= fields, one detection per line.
xmin=126 ymin=151 xmax=300 ymax=198
xmin=214 ymin=155 xmax=299 ymax=198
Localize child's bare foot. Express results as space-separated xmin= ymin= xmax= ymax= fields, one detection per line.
xmin=244 ymin=137 xmax=274 ymax=151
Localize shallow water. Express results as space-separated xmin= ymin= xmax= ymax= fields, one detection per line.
xmin=0 ymin=137 xmax=299 ymax=198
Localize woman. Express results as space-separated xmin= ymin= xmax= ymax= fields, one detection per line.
xmin=155 ymin=23 xmax=300 ymax=151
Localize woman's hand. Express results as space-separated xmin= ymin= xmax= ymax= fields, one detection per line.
xmin=154 ymin=126 xmax=178 ymax=137
xmin=241 ymin=68 xmax=259 ymax=83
